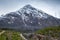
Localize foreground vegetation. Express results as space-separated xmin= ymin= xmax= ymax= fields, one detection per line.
xmin=0 ymin=30 xmax=23 ymax=40
xmin=0 ymin=26 xmax=60 ymax=40
xmin=36 ymin=26 xmax=60 ymax=40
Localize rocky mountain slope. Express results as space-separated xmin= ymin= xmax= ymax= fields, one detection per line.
xmin=0 ymin=5 xmax=60 ymax=32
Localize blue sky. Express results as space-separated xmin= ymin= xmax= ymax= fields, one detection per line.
xmin=0 ymin=0 xmax=60 ymax=18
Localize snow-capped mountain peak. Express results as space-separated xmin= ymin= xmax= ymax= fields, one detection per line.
xmin=22 ymin=4 xmax=36 ymax=10
xmin=18 ymin=4 xmax=50 ymax=20
xmin=0 ymin=4 xmax=60 ymax=32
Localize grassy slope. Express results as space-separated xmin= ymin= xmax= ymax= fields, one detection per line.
xmin=35 ymin=26 xmax=60 ymax=38
xmin=0 ymin=30 xmax=23 ymax=40
xmin=0 ymin=26 xmax=60 ymax=40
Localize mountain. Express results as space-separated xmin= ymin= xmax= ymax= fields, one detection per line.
xmin=0 ymin=5 xmax=60 ymax=33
